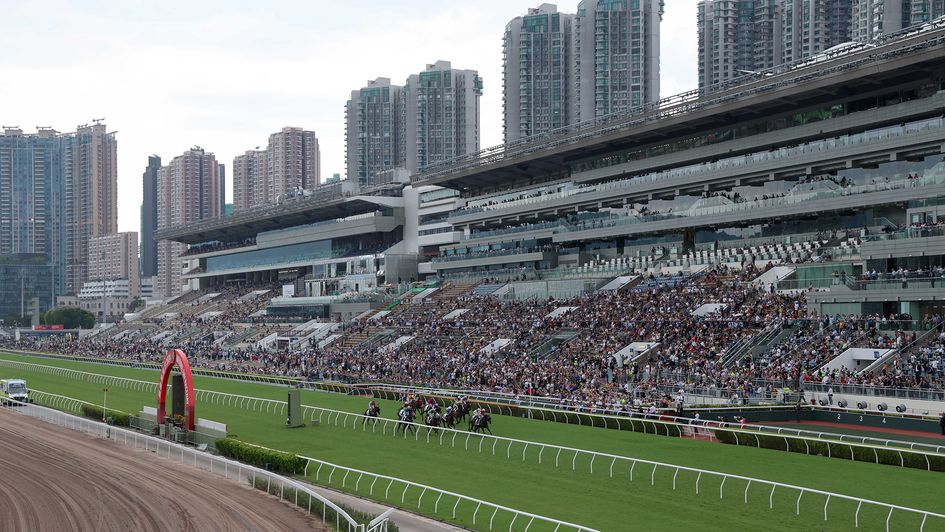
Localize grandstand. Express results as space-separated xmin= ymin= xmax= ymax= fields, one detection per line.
xmin=6 ymin=22 xmax=945 ymax=415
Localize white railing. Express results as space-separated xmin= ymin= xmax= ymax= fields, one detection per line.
xmin=356 ymin=383 xmax=945 ymax=457
xmin=6 ymin=356 xmax=944 ymax=469
xmin=299 ymin=407 xmax=945 ymax=531
xmin=1 ymin=399 xmax=376 ymax=532
xmin=13 ymin=368 xmax=945 ymax=530
xmin=300 ymin=452 xmax=599 ymax=532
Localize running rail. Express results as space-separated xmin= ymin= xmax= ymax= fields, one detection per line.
xmin=10 ymin=364 xmax=945 ymax=530
xmin=3 ymin=356 xmax=944 ymax=466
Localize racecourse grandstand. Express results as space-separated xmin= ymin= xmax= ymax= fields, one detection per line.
xmin=6 ymin=21 xmax=945 ymax=414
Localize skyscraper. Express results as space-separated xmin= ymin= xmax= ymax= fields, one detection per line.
xmin=781 ymin=0 xmax=853 ymax=64
xmin=910 ymin=0 xmax=945 ymax=23
xmin=267 ymin=127 xmax=320 ymax=198
xmin=233 ymin=149 xmax=267 ymax=210
xmin=698 ymin=0 xmax=782 ymax=91
xmin=140 ymin=155 xmax=161 ymax=279
xmin=853 ymin=0 xmax=942 ymax=40
xmin=232 ymin=127 xmax=320 ymax=211
xmin=573 ymin=0 xmax=662 ymax=122
xmin=405 ymin=61 xmax=482 ymax=173
xmin=156 ymin=147 xmax=221 ymax=298
xmin=503 ymin=4 xmax=574 ymax=144
xmin=345 ymin=78 xmax=407 ymax=185
xmin=0 ymin=122 xmax=117 ymax=302
xmin=86 ymin=232 xmax=139 ymax=296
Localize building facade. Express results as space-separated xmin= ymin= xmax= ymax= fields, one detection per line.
xmin=853 ymin=1 xmax=945 ymax=41
xmin=267 ymin=127 xmax=320 ymax=199
xmin=405 ymin=61 xmax=482 ymax=173
xmin=573 ymin=0 xmax=662 ymax=122
xmin=781 ymin=0 xmax=853 ymax=63
xmin=345 ymin=78 xmax=407 ymax=185
xmin=156 ymin=148 xmax=222 ymax=298
xmin=86 ymin=232 xmax=139 ymax=297
xmin=698 ymin=0 xmax=783 ymax=90
xmin=232 ymin=128 xmax=320 ymax=210
xmin=503 ymin=4 xmax=574 ymax=143
xmin=0 ymin=122 xmax=117 ymax=308
xmin=141 ymin=155 xmax=161 ymax=278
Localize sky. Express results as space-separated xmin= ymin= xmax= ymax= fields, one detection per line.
xmin=0 ymin=0 xmax=699 ymax=233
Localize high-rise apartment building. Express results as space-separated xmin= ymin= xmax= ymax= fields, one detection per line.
xmin=345 ymin=78 xmax=407 ymax=185
xmin=232 ymin=127 xmax=320 ymax=210
xmin=910 ymin=0 xmax=945 ymax=22
xmin=573 ymin=0 xmax=662 ymax=122
xmin=503 ymin=4 xmax=574 ymax=144
xmin=156 ymin=147 xmax=221 ymax=298
xmin=698 ymin=0 xmax=783 ymax=90
xmin=853 ymin=0 xmax=943 ymax=40
xmin=233 ymin=149 xmax=266 ymax=210
xmin=699 ymin=0 xmax=857 ymax=91
xmin=405 ymin=61 xmax=482 ymax=173
xmin=0 ymin=122 xmax=117 ymax=306
xmin=267 ymin=127 xmax=320 ymax=197
xmin=781 ymin=0 xmax=853 ymax=63
xmin=140 ymin=155 xmax=160 ymax=279
xmin=86 ymin=232 xmax=139 ymax=296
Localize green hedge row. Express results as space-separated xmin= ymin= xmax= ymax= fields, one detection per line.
xmin=215 ymin=438 xmax=306 ymax=475
xmin=715 ymin=430 xmax=945 ymax=472
xmin=250 ymin=476 xmax=399 ymax=532
xmin=79 ymin=404 xmax=131 ymax=427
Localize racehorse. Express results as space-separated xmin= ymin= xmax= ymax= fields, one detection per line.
xmin=453 ymin=399 xmax=471 ymax=422
xmin=425 ymin=411 xmax=443 ymax=434
xmin=469 ymin=411 xmax=493 ymax=434
xmin=396 ymin=406 xmax=416 ymax=435
xmin=441 ymin=406 xmax=457 ymax=430
xmin=362 ymin=401 xmax=381 ymax=428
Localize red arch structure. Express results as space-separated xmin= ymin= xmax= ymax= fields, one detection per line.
xmin=157 ymin=348 xmax=196 ymax=431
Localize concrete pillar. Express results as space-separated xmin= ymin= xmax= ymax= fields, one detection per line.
xmin=682 ymin=229 xmax=696 ymax=253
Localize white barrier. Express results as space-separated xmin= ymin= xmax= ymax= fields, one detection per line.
xmin=5 ymin=356 xmax=944 ymax=470
xmin=0 ymin=399 xmax=375 ymax=531
xmin=12 ymin=369 xmax=945 ymax=531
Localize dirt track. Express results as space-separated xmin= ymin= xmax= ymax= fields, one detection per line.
xmin=0 ymin=408 xmax=326 ymax=532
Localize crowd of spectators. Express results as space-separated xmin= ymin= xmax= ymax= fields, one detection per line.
xmin=4 ymin=265 xmax=945 ymax=410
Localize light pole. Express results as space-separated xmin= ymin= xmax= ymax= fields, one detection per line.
xmin=102 ymin=387 xmax=108 ymax=421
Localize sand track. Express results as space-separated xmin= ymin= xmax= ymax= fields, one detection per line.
xmin=0 ymin=408 xmax=325 ymax=531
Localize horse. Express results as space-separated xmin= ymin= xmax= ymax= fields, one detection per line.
xmin=362 ymin=402 xmax=381 ymax=428
xmin=469 ymin=412 xmax=493 ymax=435
xmin=453 ymin=399 xmax=471 ymax=422
xmin=396 ymin=407 xmax=416 ymax=435
xmin=442 ymin=407 xmax=457 ymax=430
xmin=425 ymin=411 xmax=442 ymax=434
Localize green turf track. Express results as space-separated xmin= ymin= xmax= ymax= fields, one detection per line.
xmin=2 ymin=351 xmax=944 ymax=532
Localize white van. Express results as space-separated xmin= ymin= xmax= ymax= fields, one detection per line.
xmin=0 ymin=379 xmax=29 ymax=404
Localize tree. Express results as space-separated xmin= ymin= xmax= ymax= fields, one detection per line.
xmin=43 ymin=307 xmax=95 ymax=330
xmin=127 ymin=297 xmax=144 ymax=312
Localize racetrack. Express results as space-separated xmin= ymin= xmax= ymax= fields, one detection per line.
xmin=0 ymin=408 xmax=326 ymax=532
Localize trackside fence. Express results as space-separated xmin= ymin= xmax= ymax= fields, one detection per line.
xmin=5 ymin=356 xmax=945 ymax=473
xmin=0 ymin=399 xmax=377 ymax=532
xmin=9 ymin=374 xmax=945 ymax=531
xmin=356 ymin=386 xmax=945 ymax=457
xmin=296 ymin=408 xmax=945 ymax=532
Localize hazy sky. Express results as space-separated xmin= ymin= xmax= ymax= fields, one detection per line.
xmin=0 ymin=0 xmax=698 ymax=233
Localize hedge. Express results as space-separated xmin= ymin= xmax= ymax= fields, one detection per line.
xmin=714 ymin=430 xmax=945 ymax=472
xmin=249 ymin=476 xmax=399 ymax=532
xmin=79 ymin=404 xmax=131 ymax=427
xmin=215 ymin=438 xmax=306 ymax=475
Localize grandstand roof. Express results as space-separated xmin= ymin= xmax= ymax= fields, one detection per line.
xmin=411 ymin=22 xmax=945 ymax=191
xmin=155 ymin=184 xmax=404 ymax=245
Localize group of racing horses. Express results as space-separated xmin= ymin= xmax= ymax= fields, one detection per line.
xmin=363 ymin=395 xmax=493 ymax=434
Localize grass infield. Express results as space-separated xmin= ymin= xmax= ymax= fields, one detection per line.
xmin=2 ymin=351 xmax=944 ymax=531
